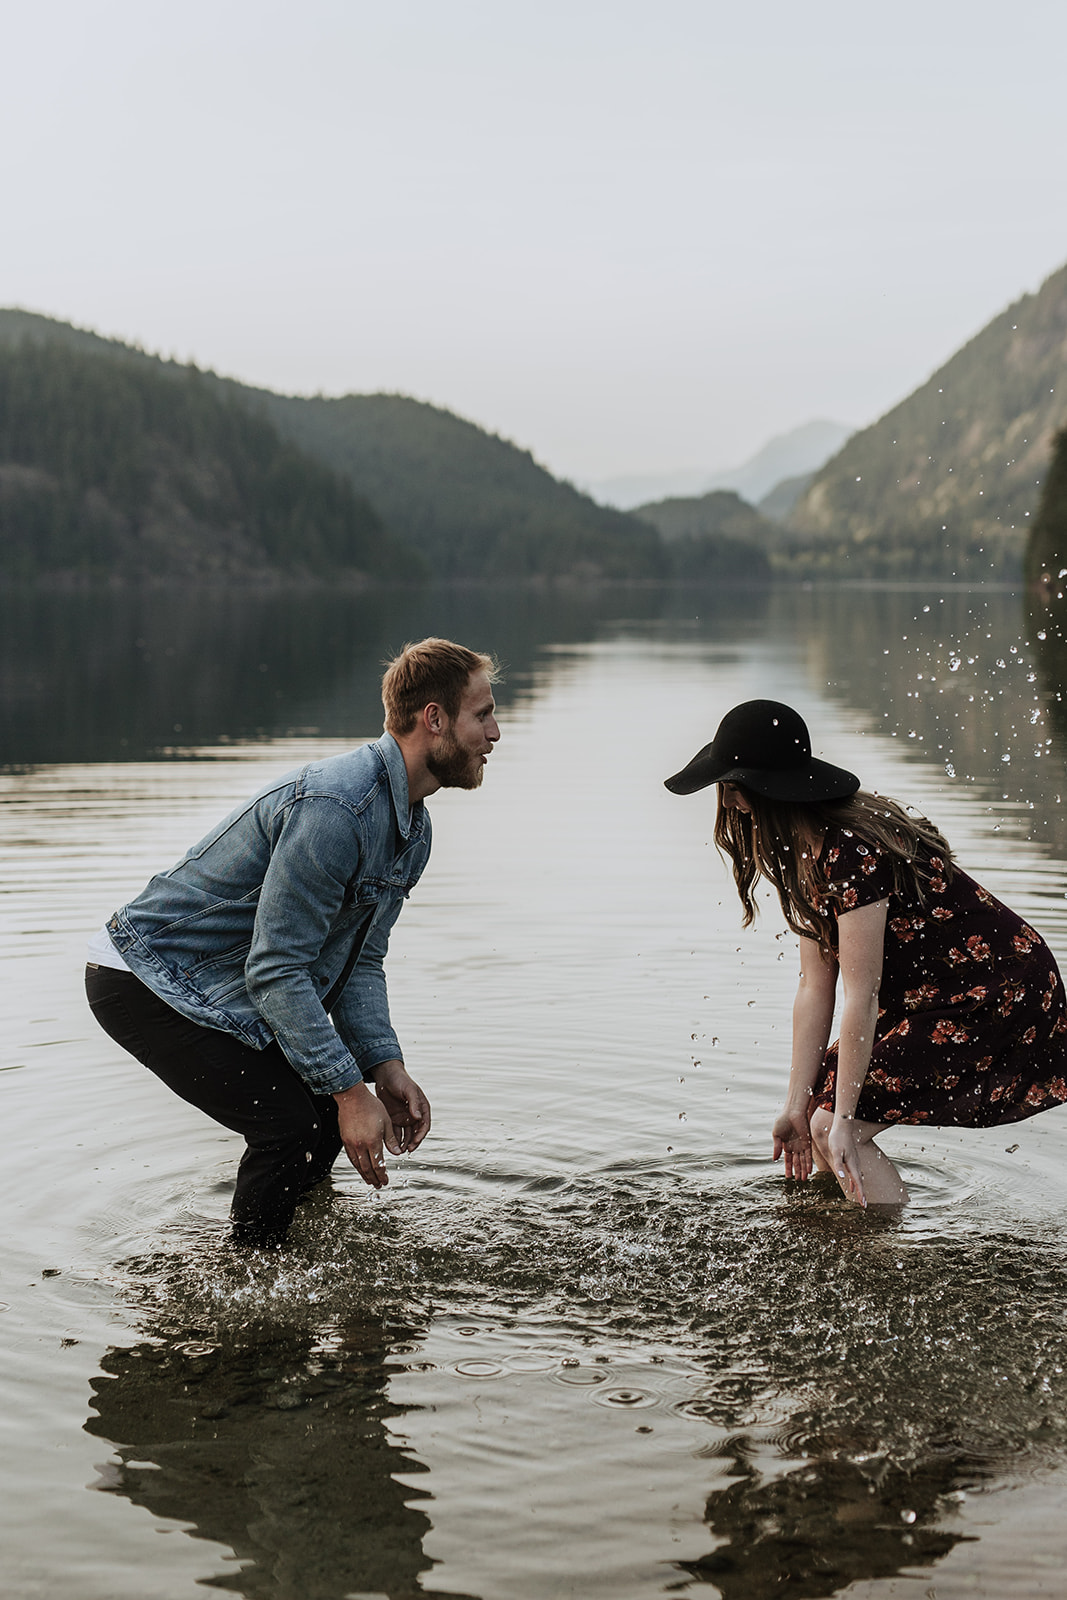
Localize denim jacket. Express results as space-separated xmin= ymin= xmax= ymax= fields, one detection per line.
xmin=107 ymin=734 xmax=431 ymax=1094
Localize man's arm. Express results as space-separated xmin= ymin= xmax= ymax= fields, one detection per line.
xmin=329 ymin=914 xmax=432 ymax=1182
xmin=244 ymin=796 xmax=379 ymax=1093
xmin=244 ymin=795 xmax=430 ymax=1182
xmin=326 ymin=899 xmax=407 ymax=1079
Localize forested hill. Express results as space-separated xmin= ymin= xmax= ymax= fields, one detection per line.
xmin=0 ymin=310 xmax=665 ymax=583
xmin=634 ymin=489 xmax=774 ymax=580
xmin=788 ymin=261 xmax=1067 ymax=578
xmin=0 ymin=330 xmax=413 ymax=583
xmin=259 ymin=391 xmax=664 ymax=581
xmin=1027 ymin=426 xmax=1067 ymax=591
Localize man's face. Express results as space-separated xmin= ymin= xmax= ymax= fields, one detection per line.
xmin=426 ymin=670 xmax=500 ymax=790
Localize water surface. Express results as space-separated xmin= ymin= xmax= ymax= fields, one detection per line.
xmin=4 ymin=583 xmax=1067 ymax=1599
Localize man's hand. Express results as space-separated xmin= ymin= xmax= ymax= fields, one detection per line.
xmin=772 ymin=1106 xmax=814 ymax=1181
xmin=333 ymin=1082 xmax=401 ymax=1189
xmin=372 ymin=1059 xmax=431 ymax=1152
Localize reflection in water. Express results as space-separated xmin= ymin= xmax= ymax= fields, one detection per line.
xmin=0 ymin=583 xmax=771 ymax=766
xmin=84 ymin=1171 xmax=1067 ymax=1600
xmin=86 ymin=1295 xmax=470 ymax=1600
xmin=678 ymin=1441 xmax=971 ymax=1598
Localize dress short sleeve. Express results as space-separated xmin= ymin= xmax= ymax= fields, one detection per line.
xmin=819 ymin=829 xmax=895 ymax=917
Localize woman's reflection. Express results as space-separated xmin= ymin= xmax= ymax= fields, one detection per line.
xmin=676 ymin=1434 xmax=977 ymax=1598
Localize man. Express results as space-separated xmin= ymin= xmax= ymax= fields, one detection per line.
xmin=85 ymin=638 xmax=500 ymax=1247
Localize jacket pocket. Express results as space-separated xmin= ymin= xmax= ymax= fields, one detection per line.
xmin=183 ymin=942 xmax=250 ymax=1004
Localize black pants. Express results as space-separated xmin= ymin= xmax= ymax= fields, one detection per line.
xmin=85 ymin=965 xmax=343 ymax=1246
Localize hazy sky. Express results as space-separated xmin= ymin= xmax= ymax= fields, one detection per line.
xmin=4 ymin=0 xmax=1067 ymax=481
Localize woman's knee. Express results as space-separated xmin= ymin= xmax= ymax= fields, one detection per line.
xmin=809 ymin=1107 xmax=834 ymax=1154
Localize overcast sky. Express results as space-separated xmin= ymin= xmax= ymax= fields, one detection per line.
xmin=3 ymin=0 xmax=1067 ymax=482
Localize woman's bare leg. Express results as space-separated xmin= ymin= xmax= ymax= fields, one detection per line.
xmin=810 ymin=1108 xmax=909 ymax=1206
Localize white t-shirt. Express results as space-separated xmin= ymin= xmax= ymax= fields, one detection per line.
xmin=86 ymin=926 xmax=131 ymax=971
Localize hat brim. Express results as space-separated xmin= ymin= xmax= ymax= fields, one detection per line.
xmin=664 ymin=752 xmax=859 ymax=801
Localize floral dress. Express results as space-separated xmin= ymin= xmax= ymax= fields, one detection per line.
xmin=811 ymin=827 xmax=1067 ymax=1127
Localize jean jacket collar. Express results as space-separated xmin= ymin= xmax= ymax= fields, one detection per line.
xmin=377 ymin=731 xmax=420 ymax=840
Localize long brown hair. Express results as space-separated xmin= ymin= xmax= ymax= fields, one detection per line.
xmin=714 ymin=787 xmax=955 ymax=954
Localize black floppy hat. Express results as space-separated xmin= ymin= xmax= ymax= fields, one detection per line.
xmin=664 ymin=699 xmax=860 ymax=801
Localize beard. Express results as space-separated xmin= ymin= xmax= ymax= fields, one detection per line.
xmin=426 ymin=728 xmax=484 ymax=790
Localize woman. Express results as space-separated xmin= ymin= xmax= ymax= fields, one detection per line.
xmin=665 ymin=699 xmax=1067 ymax=1206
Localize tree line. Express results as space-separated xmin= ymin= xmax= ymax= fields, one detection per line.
xmin=0 ymin=342 xmax=413 ymax=581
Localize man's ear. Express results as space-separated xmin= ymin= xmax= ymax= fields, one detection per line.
xmin=422 ymin=701 xmax=446 ymax=735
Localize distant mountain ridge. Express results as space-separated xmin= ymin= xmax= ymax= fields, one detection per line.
xmin=789 ymin=262 xmax=1067 ymax=577
xmin=589 ymin=419 xmax=853 ymax=510
xmin=0 ymin=308 xmax=665 ymax=584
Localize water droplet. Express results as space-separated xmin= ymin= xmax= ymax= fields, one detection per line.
xmin=558 ymin=1366 xmax=607 ymax=1386
xmin=594 ymin=1387 xmax=657 ymax=1409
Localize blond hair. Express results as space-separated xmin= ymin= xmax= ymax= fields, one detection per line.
xmin=381 ymin=637 xmax=499 ymax=735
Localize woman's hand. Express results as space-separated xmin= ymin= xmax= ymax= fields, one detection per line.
xmin=772 ymin=1107 xmax=814 ymax=1180
xmin=827 ymin=1112 xmax=866 ymax=1206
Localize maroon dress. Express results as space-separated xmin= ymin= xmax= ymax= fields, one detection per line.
xmin=811 ymin=827 xmax=1067 ymax=1127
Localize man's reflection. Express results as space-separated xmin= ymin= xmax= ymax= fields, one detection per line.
xmin=85 ymin=1311 xmax=474 ymax=1600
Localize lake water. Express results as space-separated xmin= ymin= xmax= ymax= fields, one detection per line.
xmin=5 ymin=581 xmax=1067 ymax=1600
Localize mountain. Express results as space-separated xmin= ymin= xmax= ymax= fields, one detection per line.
xmin=0 ymin=309 xmax=664 ymax=584
xmin=634 ymin=487 xmax=775 ymax=581
xmin=0 ymin=336 xmax=411 ymax=584
xmin=588 ymin=419 xmax=853 ymax=510
xmin=789 ymin=262 xmax=1067 ymax=578
xmin=1027 ymin=428 xmax=1067 ymax=698
xmin=757 ymin=472 xmax=814 ymax=524
xmin=257 ymin=391 xmax=665 ymax=582
xmin=1026 ymin=425 xmax=1067 ymax=591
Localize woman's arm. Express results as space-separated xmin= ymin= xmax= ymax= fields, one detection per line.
xmin=773 ymin=936 xmax=838 ymax=1179
xmin=826 ymin=898 xmax=887 ymax=1201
